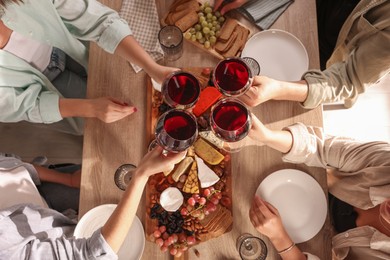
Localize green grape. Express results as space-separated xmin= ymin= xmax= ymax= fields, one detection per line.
xmin=211 ymin=26 xmax=216 ymax=32
xmin=215 ymin=30 xmax=221 ymax=37
xmin=215 ymin=24 xmax=221 ymax=30
xmin=209 ymin=30 xmax=215 ymax=36
xmin=196 ymin=31 xmax=203 ymax=40
xmin=204 ymin=41 xmax=211 ymax=49
xmin=212 ymin=16 xmax=217 ymax=21
xmin=206 ymin=13 xmax=212 ymax=19
xmin=204 ymin=7 xmax=212 ymax=14
xmin=184 ymin=32 xmax=192 ymax=40
xmin=209 ymin=36 xmax=217 ymax=44
xmin=195 ymin=24 xmax=201 ymax=31
xmin=198 ymin=37 xmax=205 ymax=44
xmin=215 ymin=11 xmax=221 ymax=18
xmin=201 ymin=21 xmax=208 ymax=27
xmin=203 ymin=2 xmax=210 ymax=8
xmin=202 ymin=27 xmax=210 ymax=34
xmin=198 ymin=12 xmax=204 ymax=17
xmin=212 ymin=21 xmax=218 ymax=26
xmin=189 ymin=28 xmax=196 ymax=34
xmin=191 ymin=35 xmax=197 ymax=41
xmin=199 ymin=16 xmax=206 ymax=23
xmin=208 ymin=22 xmax=213 ymax=28
xmin=218 ymin=16 xmax=225 ymax=23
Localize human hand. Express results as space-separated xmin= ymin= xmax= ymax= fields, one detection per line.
xmin=238 ymin=76 xmax=281 ymax=107
xmin=247 ymin=113 xmax=270 ymax=145
xmin=214 ymin=0 xmax=248 ymax=15
xmin=89 ymin=97 xmax=137 ymax=123
xmin=136 ymin=146 xmax=186 ymax=178
xmin=150 ymin=65 xmax=179 ymax=85
xmin=249 ymin=196 xmax=293 ymax=249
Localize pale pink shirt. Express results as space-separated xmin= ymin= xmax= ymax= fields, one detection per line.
xmin=3 ymin=30 xmax=52 ymax=72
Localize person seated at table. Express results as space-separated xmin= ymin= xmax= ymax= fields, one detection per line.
xmin=246 ymin=114 xmax=390 ymax=259
xmin=216 ymin=0 xmax=390 ymax=109
xmin=0 ymin=146 xmax=185 ymax=259
xmin=0 ymin=0 xmax=176 ymax=134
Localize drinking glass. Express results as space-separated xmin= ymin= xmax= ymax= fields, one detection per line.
xmin=161 ymin=71 xmax=201 ymax=109
xmin=213 ymin=57 xmax=252 ymax=96
xmin=236 ymin=233 xmax=267 ymax=260
xmin=114 ymin=164 xmax=136 ymax=191
xmin=242 ymin=57 xmax=261 ymax=76
xmin=210 ymin=98 xmax=252 ymax=152
xmin=158 ymin=25 xmax=183 ymax=61
xmin=155 ymin=109 xmax=198 ymax=153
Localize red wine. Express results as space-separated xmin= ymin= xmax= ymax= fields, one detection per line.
xmin=164 ymin=72 xmax=200 ymax=108
xmin=156 ymin=109 xmax=198 ymax=152
xmin=214 ymin=58 xmax=250 ymax=96
xmin=211 ymin=100 xmax=250 ymax=142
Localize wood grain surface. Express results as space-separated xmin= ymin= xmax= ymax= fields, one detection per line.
xmin=79 ymin=0 xmax=332 ymax=259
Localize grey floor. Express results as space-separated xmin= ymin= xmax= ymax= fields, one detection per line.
xmin=0 ymin=75 xmax=388 ymax=165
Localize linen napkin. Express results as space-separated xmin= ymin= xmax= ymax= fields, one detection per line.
xmin=119 ymin=0 xmax=164 ymax=73
xmin=238 ymin=0 xmax=294 ymax=30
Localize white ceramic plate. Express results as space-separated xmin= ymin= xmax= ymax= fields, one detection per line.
xmin=241 ymin=29 xmax=309 ymax=81
xmin=74 ymin=204 xmax=145 ymax=260
xmin=256 ymin=169 xmax=327 ymax=243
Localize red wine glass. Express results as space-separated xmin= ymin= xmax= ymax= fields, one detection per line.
xmin=155 ymin=109 xmax=198 ymax=153
xmin=161 ymin=71 xmax=201 ymax=109
xmin=213 ymin=57 xmax=252 ymax=97
xmin=210 ymin=98 xmax=252 ymax=152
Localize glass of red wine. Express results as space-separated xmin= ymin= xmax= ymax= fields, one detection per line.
xmin=161 ymin=71 xmax=201 ymax=109
xmin=210 ymin=98 xmax=252 ymax=152
xmin=155 ymin=109 xmax=198 ymax=153
xmin=213 ymin=57 xmax=252 ymax=97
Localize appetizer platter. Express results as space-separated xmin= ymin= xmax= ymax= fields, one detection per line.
xmin=145 ymin=68 xmax=233 ymax=257
xmin=162 ymin=0 xmax=252 ymax=59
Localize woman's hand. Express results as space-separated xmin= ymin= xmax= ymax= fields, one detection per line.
xmin=247 ymin=113 xmax=270 ymax=146
xmin=136 ymin=146 xmax=186 ymax=178
xmin=149 ymin=65 xmax=178 ymax=85
xmin=214 ymin=0 xmax=248 ymax=15
xmin=239 ymin=76 xmax=282 ymax=107
xmin=249 ymin=196 xmax=294 ymax=251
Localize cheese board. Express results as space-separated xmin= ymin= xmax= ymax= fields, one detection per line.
xmin=162 ymin=0 xmax=253 ymax=60
xmin=145 ymin=68 xmax=233 ymax=257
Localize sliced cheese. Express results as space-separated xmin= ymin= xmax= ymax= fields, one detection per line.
xmin=194 ymin=138 xmax=224 ymax=165
xmin=195 ymin=156 xmax=220 ymax=188
xmin=199 ymin=131 xmax=224 ymax=149
xmin=171 ymin=156 xmax=194 ymax=182
xmin=182 ymin=161 xmax=200 ymax=194
xmin=159 ymin=187 xmax=184 ymax=212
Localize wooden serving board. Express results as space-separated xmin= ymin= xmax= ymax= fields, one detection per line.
xmin=145 ymin=68 xmax=233 ymax=257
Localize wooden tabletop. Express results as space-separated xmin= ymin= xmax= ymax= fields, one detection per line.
xmin=79 ymin=0 xmax=332 ymax=259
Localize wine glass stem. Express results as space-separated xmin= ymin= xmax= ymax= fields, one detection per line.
xmin=244 ymin=240 xmax=253 ymax=251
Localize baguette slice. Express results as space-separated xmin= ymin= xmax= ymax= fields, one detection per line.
xmin=171 ymin=157 xmax=194 ymax=182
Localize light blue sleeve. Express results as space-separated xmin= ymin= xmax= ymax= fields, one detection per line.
xmin=53 ymin=0 xmax=132 ymax=53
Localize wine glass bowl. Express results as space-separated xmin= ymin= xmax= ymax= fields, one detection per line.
xmin=210 ymin=98 xmax=252 ymax=143
xmin=114 ymin=164 xmax=137 ymax=191
xmin=236 ymin=233 xmax=267 ymax=260
xmin=155 ymin=109 xmax=198 ymax=153
xmin=213 ymin=57 xmax=252 ymax=96
xmin=161 ymin=71 xmax=201 ymax=109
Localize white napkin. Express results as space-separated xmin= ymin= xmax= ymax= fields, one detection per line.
xmin=119 ymin=0 xmax=164 ymax=73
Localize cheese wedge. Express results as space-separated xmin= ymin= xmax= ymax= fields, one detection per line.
xmin=195 ymin=156 xmax=220 ymax=188
xmin=199 ymin=131 xmax=224 ymax=149
xmin=159 ymin=187 xmax=184 ymax=212
xmin=182 ymin=161 xmax=199 ymax=194
xmin=192 ymin=87 xmax=222 ymax=117
xmin=194 ymin=138 xmax=224 ymax=165
xmin=171 ymin=156 xmax=194 ymax=182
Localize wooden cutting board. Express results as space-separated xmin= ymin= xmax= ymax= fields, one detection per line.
xmin=145 ymin=68 xmax=233 ymax=259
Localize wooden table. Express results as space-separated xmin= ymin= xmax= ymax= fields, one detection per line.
xmin=80 ymin=0 xmax=333 ymax=259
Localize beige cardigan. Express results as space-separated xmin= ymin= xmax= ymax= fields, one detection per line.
xmin=283 ymin=123 xmax=390 ymax=259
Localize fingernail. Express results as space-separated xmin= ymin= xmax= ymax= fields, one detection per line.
xmin=133 ymin=107 xmax=138 ymax=112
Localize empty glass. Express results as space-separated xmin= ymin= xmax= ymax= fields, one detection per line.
xmin=236 ymin=233 xmax=267 ymax=260
xmin=242 ymin=57 xmax=261 ymax=76
xmin=158 ymin=25 xmax=183 ymax=61
xmin=114 ymin=164 xmax=136 ymax=191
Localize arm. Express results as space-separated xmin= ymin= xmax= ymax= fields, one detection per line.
xmin=101 ymin=146 xmax=186 ymax=252
xmin=33 ymin=165 xmax=81 ymax=188
xmin=249 ymin=196 xmax=308 ymax=260
xmin=239 ymin=76 xmax=308 ymax=107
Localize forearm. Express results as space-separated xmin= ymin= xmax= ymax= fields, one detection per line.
xmin=34 ymin=165 xmax=72 ymax=186
xmin=275 ymin=80 xmax=308 ymax=103
xmin=59 ymin=98 xmax=93 ymax=118
xmin=101 ymin=171 xmax=148 ymax=252
xmin=262 ymin=128 xmax=294 ymax=154
xmin=269 ymin=235 xmax=306 ymax=260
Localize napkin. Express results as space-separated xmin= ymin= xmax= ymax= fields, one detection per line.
xmin=119 ymin=0 xmax=164 ymax=73
xmin=238 ymin=0 xmax=294 ymax=30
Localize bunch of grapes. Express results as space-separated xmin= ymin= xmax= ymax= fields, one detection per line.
xmin=184 ymin=2 xmax=226 ymax=49
xmin=180 ymin=187 xmax=222 ymax=221
xmin=152 ymin=226 xmax=196 ymax=256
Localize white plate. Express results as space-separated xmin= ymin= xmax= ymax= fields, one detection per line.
xmin=74 ymin=204 xmax=145 ymax=260
xmin=241 ymin=29 xmax=309 ymax=81
xmin=256 ymin=169 xmax=327 ymax=243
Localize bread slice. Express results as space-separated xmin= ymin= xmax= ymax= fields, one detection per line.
xmin=175 ymin=11 xmax=198 ymax=32
xmin=223 ymin=25 xmax=249 ymax=57
xmin=175 ymin=0 xmax=200 ymax=13
xmin=219 ymin=18 xmax=238 ymax=42
xmin=215 ymin=28 xmax=238 ymax=53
